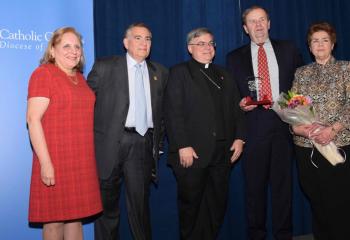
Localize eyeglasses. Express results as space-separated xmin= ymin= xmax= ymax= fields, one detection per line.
xmin=188 ymin=41 xmax=216 ymax=47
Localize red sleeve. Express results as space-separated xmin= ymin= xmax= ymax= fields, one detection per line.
xmin=27 ymin=65 xmax=52 ymax=99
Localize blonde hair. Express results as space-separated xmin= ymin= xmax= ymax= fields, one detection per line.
xmin=40 ymin=27 xmax=85 ymax=72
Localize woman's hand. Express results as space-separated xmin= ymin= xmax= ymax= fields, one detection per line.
xmin=292 ymin=123 xmax=319 ymax=138
xmin=27 ymin=97 xmax=55 ymax=186
xmin=40 ymin=161 xmax=55 ymax=186
xmin=310 ymin=125 xmax=337 ymax=146
xmin=295 ymin=122 xmax=343 ymax=146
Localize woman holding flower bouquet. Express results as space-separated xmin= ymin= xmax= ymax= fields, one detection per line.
xmin=291 ymin=22 xmax=350 ymax=239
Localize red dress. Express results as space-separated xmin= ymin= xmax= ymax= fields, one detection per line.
xmin=28 ymin=64 xmax=102 ymax=222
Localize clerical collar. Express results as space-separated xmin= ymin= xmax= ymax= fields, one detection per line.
xmin=192 ymin=59 xmax=211 ymax=69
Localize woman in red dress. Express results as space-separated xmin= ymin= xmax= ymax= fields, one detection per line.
xmin=26 ymin=27 xmax=102 ymax=240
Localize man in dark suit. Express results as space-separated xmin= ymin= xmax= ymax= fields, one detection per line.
xmin=165 ymin=27 xmax=246 ymax=240
xmin=87 ymin=23 xmax=168 ymax=240
xmin=226 ymin=6 xmax=303 ymax=240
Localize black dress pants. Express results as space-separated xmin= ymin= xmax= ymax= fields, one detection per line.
xmin=243 ymin=132 xmax=292 ymax=240
xmin=94 ymin=129 xmax=153 ymax=240
xmin=295 ymin=145 xmax=350 ymax=240
xmin=173 ymin=140 xmax=231 ymax=240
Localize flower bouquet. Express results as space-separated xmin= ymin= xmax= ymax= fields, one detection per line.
xmin=272 ymin=91 xmax=345 ymax=166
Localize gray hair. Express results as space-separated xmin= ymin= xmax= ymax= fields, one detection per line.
xmin=124 ymin=22 xmax=152 ymax=38
xmin=186 ymin=27 xmax=214 ymax=44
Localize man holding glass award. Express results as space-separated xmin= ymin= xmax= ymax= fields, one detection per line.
xmin=226 ymin=5 xmax=303 ymax=240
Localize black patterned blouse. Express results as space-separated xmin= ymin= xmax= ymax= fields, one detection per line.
xmin=291 ymin=57 xmax=350 ymax=148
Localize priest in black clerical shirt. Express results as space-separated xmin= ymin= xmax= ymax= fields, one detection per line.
xmin=164 ymin=27 xmax=246 ymax=240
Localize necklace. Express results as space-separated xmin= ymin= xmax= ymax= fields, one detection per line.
xmin=199 ymin=68 xmax=221 ymax=89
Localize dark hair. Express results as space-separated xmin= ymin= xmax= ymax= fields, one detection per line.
xmin=307 ymin=22 xmax=336 ymax=45
xmin=242 ymin=5 xmax=270 ymax=25
xmin=40 ymin=27 xmax=85 ymax=72
xmin=124 ymin=22 xmax=152 ymax=38
xmin=186 ymin=27 xmax=214 ymax=44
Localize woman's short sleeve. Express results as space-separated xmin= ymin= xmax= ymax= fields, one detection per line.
xmin=27 ymin=66 xmax=51 ymax=99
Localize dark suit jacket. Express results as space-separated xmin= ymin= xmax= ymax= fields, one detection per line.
xmin=165 ymin=60 xmax=246 ymax=168
xmin=226 ymin=40 xmax=303 ymax=138
xmin=87 ymin=55 xmax=168 ymax=180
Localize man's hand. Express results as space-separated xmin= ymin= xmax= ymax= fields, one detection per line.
xmin=239 ymin=97 xmax=257 ymax=112
xmin=179 ymin=147 xmax=199 ymax=168
xmin=230 ymin=139 xmax=244 ymax=163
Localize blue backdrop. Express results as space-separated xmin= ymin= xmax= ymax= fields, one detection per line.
xmin=0 ymin=1 xmax=94 ymax=239
xmin=93 ymin=0 xmax=350 ymax=239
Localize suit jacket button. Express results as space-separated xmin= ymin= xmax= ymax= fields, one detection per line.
xmin=213 ymin=132 xmax=216 ymax=137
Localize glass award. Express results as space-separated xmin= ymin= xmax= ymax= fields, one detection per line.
xmin=245 ymin=76 xmax=272 ymax=106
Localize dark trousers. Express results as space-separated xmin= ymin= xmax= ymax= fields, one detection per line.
xmin=94 ymin=129 xmax=153 ymax=240
xmin=173 ymin=141 xmax=231 ymax=240
xmin=243 ymin=132 xmax=292 ymax=240
xmin=295 ymin=145 xmax=350 ymax=240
